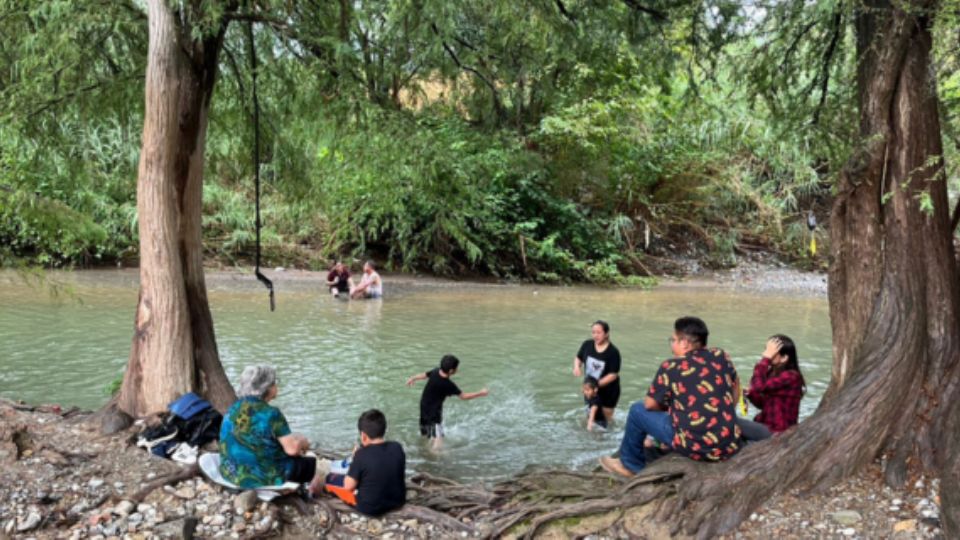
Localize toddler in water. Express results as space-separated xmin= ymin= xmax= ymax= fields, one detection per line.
xmin=583 ymin=377 xmax=607 ymax=431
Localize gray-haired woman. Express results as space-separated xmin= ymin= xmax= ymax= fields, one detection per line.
xmin=219 ymin=365 xmax=324 ymax=490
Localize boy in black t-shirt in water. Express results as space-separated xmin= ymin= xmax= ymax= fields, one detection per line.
xmin=406 ymin=355 xmax=489 ymax=450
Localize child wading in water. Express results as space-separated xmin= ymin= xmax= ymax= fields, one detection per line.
xmin=583 ymin=377 xmax=607 ymax=431
xmin=406 ymin=355 xmax=489 ymax=450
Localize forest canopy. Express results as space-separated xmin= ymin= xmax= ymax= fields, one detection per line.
xmin=2 ymin=0 xmax=959 ymax=281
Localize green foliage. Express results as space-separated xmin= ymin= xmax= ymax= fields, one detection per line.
xmin=8 ymin=0 xmax=959 ymax=282
xmin=103 ymin=371 xmax=123 ymax=397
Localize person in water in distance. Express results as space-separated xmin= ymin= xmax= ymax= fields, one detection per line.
xmin=573 ymin=320 xmax=621 ymax=425
xmin=325 ymin=261 xmax=351 ymax=298
xmin=350 ymin=260 xmax=383 ymax=299
xmin=406 ymin=355 xmax=489 ymax=450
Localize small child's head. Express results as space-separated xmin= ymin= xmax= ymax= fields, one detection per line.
xmin=358 ymin=408 xmax=387 ymax=445
xmin=440 ymin=354 xmax=460 ymax=375
xmin=582 ymin=376 xmax=599 ymax=399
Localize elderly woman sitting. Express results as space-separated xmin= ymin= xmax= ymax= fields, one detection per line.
xmin=219 ymin=365 xmax=323 ymax=490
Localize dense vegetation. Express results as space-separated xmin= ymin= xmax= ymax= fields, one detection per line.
xmin=2 ymin=0 xmax=959 ymax=282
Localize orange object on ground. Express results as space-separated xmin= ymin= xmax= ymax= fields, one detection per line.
xmin=325 ymin=483 xmax=357 ymax=506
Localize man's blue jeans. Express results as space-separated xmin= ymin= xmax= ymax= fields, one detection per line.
xmin=618 ymin=401 xmax=674 ymax=473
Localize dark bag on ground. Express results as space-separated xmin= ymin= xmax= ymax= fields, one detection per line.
xmin=137 ymin=393 xmax=222 ymax=461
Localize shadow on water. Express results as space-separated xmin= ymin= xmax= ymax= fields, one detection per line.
xmin=0 ymin=270 xmax=831 ymax=482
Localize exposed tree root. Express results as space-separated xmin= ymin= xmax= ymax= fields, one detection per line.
xmin=128 ymin=463 xmax=200 ymax=504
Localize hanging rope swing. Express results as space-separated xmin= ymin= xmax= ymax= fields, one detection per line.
xmin=247 ymin=21 xmax=275 ymax=311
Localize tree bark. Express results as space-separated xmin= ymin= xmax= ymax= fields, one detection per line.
xmin=630 ymin=1 xmax=960 ymax=537
xmin=116 ymin=0 xmax=236 ymax=417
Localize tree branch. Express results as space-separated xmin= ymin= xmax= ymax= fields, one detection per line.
xmin=812 ymin=10 xmax=843 ymax=125
xmin=778 ymin=19 xmax=819 ymax=73
xmin=621 ymin=0 xmax=668 ymax=22
xmin=430 ymin=23 xmax=504 ymax=116
xmin=554 ymin=0 xmax=577 ymax=24
xmin=24 ymin=74 xmax=140 ymax=119
xmin=226 ymin=11 xmax=291 ymax=31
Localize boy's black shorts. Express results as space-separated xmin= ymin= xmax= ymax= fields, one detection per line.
xmin=419 ymin=423 xmax=444 ymax=438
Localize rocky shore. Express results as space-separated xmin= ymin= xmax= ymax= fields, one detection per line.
xmin=2 ymin=400 xmax=941 ymax=539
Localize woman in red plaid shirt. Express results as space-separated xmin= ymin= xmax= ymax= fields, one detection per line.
xmin=746 ymin=335 xmax=805 ymax=433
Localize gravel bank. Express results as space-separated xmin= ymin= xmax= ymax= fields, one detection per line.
xmin=1 ymin=400 xmax=942 ymax=539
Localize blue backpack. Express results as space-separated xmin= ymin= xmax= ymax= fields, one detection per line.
xmin=169 ymin=392 xmax=213 ymax=420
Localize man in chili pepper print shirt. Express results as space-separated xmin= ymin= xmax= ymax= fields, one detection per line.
xmin=600 ymin=316 xmax=742 ymax=476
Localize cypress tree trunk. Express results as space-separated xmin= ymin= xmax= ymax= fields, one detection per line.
xmin=116 ymin=0 xmax=236 ymax=417
xmin=671 ymin=1 xmax=960 ymax=537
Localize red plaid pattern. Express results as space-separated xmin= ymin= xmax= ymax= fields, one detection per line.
xmin=746 ymin=357 xmax=804 ymax=433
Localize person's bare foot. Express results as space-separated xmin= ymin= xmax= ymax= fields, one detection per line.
xmin=599 ymin=456 xmax=635 ymax=478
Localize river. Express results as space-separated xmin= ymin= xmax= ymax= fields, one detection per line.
xmin=0 ymin=269 xmax=831 ymax=482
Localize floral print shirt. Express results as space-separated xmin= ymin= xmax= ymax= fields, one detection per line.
xmin=219 ymin=397 xmax=293 ymax=488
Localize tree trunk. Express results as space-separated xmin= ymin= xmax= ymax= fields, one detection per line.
xmin=116 ymin=0 xmax=236 ymax=417
xmin=638 ymin=1 xmax=960 ymax=537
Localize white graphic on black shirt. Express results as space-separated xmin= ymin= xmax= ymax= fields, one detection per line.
xmin=585 ymin=355 xmax=605 ymax=381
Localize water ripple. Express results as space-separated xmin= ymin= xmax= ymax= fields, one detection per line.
xmin=0 ymin=275 xmax=832 ymax=482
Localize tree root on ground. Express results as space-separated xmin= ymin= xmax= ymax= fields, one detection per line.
xmin=127 ymin=463 xmax=200 ymax=504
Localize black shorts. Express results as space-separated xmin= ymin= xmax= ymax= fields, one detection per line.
xmin=420 ymin=423 xmax=444 ymax=438
xmin=286 ymin=455 xmax=317 ymax=483
xmin=598 ymin=384 xmax=621 ymax=409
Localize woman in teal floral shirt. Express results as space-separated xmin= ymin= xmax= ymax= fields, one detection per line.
xmin=219 ymin=366 xmax=322 ymax=489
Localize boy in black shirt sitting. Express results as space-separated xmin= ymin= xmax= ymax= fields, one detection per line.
xmin=406 ymin=355 xmax=489 ymax=450
xmin=318 ymin=409 xmax=406 ymax=516
xmin=583 ymin=376 xmax=607 ymax=431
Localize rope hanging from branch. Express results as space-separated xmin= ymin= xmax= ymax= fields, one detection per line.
xmin=247 ymin=21 xmax=275 ymax=311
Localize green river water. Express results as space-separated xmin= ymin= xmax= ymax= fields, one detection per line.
xmin=0 ymin=270 xmax=831 ymax=482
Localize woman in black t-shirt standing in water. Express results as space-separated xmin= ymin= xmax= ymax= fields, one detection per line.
xmin=573 ymin=321 xmax=622 ymax=424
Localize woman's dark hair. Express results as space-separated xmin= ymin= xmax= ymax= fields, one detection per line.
xmin=440 ymin=354 xmax=460 ymax=373
xmin=592 ymin=320 xmax=610 ymax=334
xmin=674 ymin=316 xmax=709 ymax=347
xmin=583 ymin=376 xmax=599 ymax=389
xmin=358 ymin=409 xmax=387 ymax=439
xmin=771 ymin=334 xmax=806 ymax=391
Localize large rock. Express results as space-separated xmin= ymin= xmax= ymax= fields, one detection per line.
xmin=893 ymin=519 xmax=917 ymax=533
xmin=113 ymin=500 xmax=135 ymax=516
xmin=829 ymin=510 xmax=862 ymax=526
xmin=234 ymin=491 xmax=258 ymax=513
xmin=100 ymin=409 xmax=133 ymax=435
xmin=16 ymin=512 xmax=41 ymax=533
xmin=154 ymin=517 xmax=198 ymax=539
xmin=173 ymin=486 xmax=196 ymax=500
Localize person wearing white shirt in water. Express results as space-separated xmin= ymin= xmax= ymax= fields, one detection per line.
xmin=350 ymin=260 xmax=383 ymax=299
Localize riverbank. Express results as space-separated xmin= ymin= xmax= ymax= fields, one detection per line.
xmin=1 ymin=400 xmax=940 ymax=539
xmin=21 ymin=260 xmax=826 ymax=298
